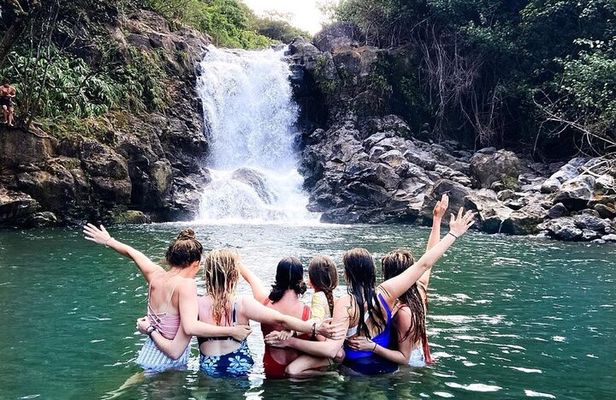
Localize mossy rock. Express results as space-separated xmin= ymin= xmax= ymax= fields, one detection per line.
xmin=113 ymin=210 xmax=151 ymax=224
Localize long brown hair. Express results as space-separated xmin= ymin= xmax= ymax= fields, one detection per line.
xmin=165 ymin=228 xmax=203 ymax=268
xmin=308 ymin=255 xmax=338 ymax=316
xmin=204 ymin=249 xmax=240 ymax=325
xmin=381 ymin=249 xmax=426 ymax=345
xmin=343 ymin=248 xmax=386 ymax=337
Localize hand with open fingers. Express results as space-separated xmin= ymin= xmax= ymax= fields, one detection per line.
xmin=433 ymin=193 xmax=449 ymax=219
xmin=83 ymin=223 xmax=112 ymax=245
xmin=346 ymin=336 xmax=374 ymax=351
xmin=264 ymin=331 xmax=290 ymax=348
xmin=449 ymin=207 xmax=476 ymax=237
xmin=136 ymin=317 xmax=150 ymax=334
xmin=316 ymin=318 xmax=345 ymax=340
xmin=231 ymin=325 xmax=252 ymax=342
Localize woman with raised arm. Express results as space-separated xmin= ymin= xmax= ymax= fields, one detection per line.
xmin=140 ymin=249 xmax=343 ymax=377
xmin=264 ymin=207 xmax=474 ymax=377
xmin=346 ymin=194 xmax=449 ymax=367
xmin=83 ymin=225 xmax=251 ymax=372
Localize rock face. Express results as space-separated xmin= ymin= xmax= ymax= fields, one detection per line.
xmin=0 ymin=10 xmax=211 ymax=227
xmin=287 ymin=26 xmax=616 ymax=242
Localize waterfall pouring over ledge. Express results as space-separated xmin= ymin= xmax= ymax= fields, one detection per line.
xmin=195 ymin=46 xmax=318 ymax=224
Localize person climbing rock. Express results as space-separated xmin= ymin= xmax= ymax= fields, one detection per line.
xmin=1 ymin=79 xmax=16 ymax=127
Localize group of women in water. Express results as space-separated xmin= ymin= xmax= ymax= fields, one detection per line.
xmin=84 ymin=194 xmax=475 ymax=379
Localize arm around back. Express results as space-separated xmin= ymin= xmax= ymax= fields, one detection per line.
xmin=177 ymin=279 xmax=251 ymax=340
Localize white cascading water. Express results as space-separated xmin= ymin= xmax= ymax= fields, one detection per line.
xmin=196 ymin=46 xmax=317 ymax=224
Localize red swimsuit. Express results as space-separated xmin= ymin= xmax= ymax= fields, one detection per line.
xmin=261 ymin=301 xmax=311 ymax=379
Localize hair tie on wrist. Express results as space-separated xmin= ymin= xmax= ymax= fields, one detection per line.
xmin=448 ymin=232 xmax=459 ymax=239
xmin=372 ymin=341 xmax=377 ymax=352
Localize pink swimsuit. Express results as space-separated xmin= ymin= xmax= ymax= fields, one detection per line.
xmin=136 ymin=284 xmax=189 ymax=372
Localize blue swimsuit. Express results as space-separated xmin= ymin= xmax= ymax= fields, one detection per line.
xmin=197 ymin=302 xmax=255 ymax=377
xmin=343 ymin=293 xmax=399 ymax=375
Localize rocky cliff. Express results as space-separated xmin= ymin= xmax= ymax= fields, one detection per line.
xmin=0 ymin=10 xmax=211 ymax=228
xmin=286 ymin=25 xmax=616 ymax=243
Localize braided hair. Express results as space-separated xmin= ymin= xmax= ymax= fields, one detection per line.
xmin=308 ymin=255 xmax=338 ymax=316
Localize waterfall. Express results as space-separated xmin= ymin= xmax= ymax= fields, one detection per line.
xmin=195 ymin=46 xmax=317 ymax=224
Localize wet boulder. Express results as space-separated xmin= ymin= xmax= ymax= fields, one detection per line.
xmin=0 ymin=189 xmax=40 ymax=224
xmin=231 ymin=168 xmax=276 ymax=204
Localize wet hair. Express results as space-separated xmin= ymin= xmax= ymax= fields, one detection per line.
xmin=1 ymin=79 xmax=8 ymax=85
xmin=308 ymin=255 xmax=338 ymax=316
xmin=343 ymin=248 xmax=386 ymax=338
xmin=381 ymin=249 xmax=426 ymax=345
xmin=165 ymin=228 xmax=203 ymax=268
xmin=204 ymin=249 xmax=240 ymax=325
xmin=269 ymin=256 xmax=307 ymax=303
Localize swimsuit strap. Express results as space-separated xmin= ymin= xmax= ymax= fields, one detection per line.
xmin=232 ymin=299 xmax=238 ymax=326
xmin=301 ymin=304 xmax=311 ymax=321
xmin=377 ymin=293 xmax=392 ymax=322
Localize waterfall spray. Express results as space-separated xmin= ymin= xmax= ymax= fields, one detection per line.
xmin=196 ymin=46 xmax=317 ymax=224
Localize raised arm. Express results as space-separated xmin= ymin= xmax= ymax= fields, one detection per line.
xmin=238 ymin=263 xmax=269 ymax=303
xmin=346 ymin=307 xmax=414 ymax=364
xmin=264 ymin=296 xmax=350 ymax=358
xmin=241 ymin=296 xmax=343 ymax=339
xmin=83 ymin=223 xmax=163 ymax=282
xmin=380 ymin=208 xmax=475 ymax=306
xmin=177 ymin=280 xmax=251 ymax=340
xmin=137 ymin=317 xmax=191 ymax=360
xmin=418 ymin=194 xmax=449 ymax=293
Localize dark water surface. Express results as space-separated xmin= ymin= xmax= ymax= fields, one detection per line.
xmin=1 ymin=223 xmax=614 ymax=399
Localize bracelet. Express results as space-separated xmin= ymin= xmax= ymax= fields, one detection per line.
xmin=146 ymin=325 xmax=156 ymax=338
xmin=311 ymin=322 xmax=317 ymax=339
xmin=447 ymin=232 xmax=459 ymax=239
xmin=104 ymin=237 xmax=114 ymax=247
xmin=372 ymin=341 xmax=377 ymax=352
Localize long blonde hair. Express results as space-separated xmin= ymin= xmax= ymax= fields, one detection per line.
xmin=204 ymin=249 xmax=240 ymax=325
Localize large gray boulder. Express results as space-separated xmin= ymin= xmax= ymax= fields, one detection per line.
xmin=553 ymin=175 xmax=595 ymax=210
xmin=540 ymin=157 xmax=587 ymax=193
xmin=469 ymin=149 xmax=521 ymax=189
xmin=421 ymin=180 xmax=471 ymax=221
xmin=539 ymin=214 xmax=614 ymax=241
xmin=464 ymin=189 xmax=513 ymax=233
xmin=501 ymin=203 xmax=547 ymax=235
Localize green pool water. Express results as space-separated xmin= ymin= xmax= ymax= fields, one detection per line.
xmin=0 ymin=223 xmax=614 ymax=399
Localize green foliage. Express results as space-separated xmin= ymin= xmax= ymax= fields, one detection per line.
xmin=144 ymin=0 xmax=274 ymax=49
xmin=252 ymin=15 xmax=311 ymax=43
xmin=4 ymin=43 xmax=168 ymax=124
xmin=333 ymin=0 xmax=616 ymax=155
